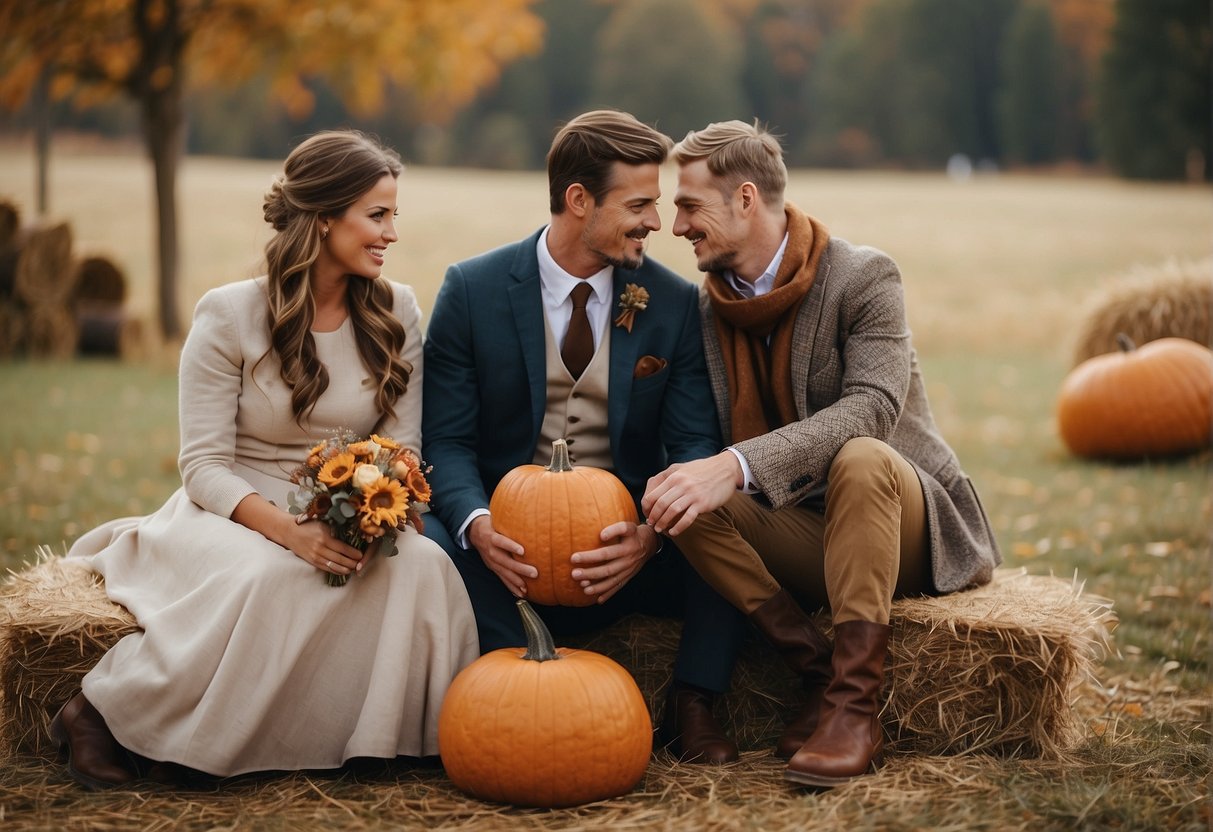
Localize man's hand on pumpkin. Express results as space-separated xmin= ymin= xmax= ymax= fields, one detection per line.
xmin=570 ymin=521 xmax=656 ymax=604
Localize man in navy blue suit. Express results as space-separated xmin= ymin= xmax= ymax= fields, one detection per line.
xmin=423 ymin=110 xmax=747 ymax=764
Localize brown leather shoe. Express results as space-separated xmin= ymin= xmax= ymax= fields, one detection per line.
xmin=49 ymin=693 xmax=136 ymax=790
xmin=658 ymin=685 xmax=739 ymax=764
xmin=785 ymin=619 xmax=891 ymax=788
xmin=748 ymin=590 xmax=833 ymax=758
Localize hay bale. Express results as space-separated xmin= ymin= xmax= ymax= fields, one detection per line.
xmin=1072 ymin=258 xmax=1213 ymax=365
xmin=13 ymin=221 xmax=76 ymax=307
xmin=74 ymin=255 xmax=127 ymax=304
xmin=0 ymin=200 xmax=18 ymax=252
xmin=0 ymin=560 xmax=1110 ymax=762
xmin=76 ymin=302 xmax=145 ymax=359
xmin=881 ymin=570 xmax=1112 ymax=757
xmin=569 ymin=568 xmax=1113 ymax=759
xmin=23 ymin=303 xmax=80 ymax=358
xmin=0 ymin=299 xmax=24 ymax=358
xmin=0 ymin=554 xmax=137 ymax=757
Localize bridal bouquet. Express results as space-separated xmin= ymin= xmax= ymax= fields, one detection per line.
xmin=287 ymin=429 xmax=431 ymax=586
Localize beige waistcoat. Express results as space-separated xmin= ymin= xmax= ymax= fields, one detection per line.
xmin=532 ymin=313 xmax=612 ymax=470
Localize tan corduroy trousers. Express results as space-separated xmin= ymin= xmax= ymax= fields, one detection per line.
xmin=674 ymin=437 xmax=932 ymax=624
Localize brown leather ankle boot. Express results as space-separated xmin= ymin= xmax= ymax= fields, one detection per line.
xmin=658 ymin=684 xmax=739 ymax=764
xmin=784 ymin=619 xmax=891 ymax=788
xmin=749 ymin=590 xmax=833 ymax=758
xmin=49 ymin=693 xmax=136 ymax=790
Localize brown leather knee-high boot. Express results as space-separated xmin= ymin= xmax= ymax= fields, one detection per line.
xmin=749 ymin=590 xmax=833 ymax=758
xmin=784 ymin=619 xmax=891 ymax=788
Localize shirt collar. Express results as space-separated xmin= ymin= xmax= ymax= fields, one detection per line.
xmin=537 ymin=226 xmax=613 ymax=304
xmin=724 ymin=232 xmax=789 ymax=299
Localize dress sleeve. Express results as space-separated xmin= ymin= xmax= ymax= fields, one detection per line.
xmin=178 ymin=287 xmax=258 ymax=517
xmin=373 ymin=283 xmax=424 ymax=457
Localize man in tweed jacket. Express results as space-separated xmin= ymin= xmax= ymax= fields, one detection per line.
xmin=642 ymin=121 xmax=1001 ymax=788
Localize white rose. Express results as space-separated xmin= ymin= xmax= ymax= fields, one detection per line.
xmin=352 ymin=463 xmax=382 ymax=491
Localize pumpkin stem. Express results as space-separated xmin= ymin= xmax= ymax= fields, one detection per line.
xmin=517 ymin=599 xmax=560 ymax=662
xmin=1115 ymin=332 xmax=1137 ymax=353
xmin=547 ymin=438 xmax=574 ymax=473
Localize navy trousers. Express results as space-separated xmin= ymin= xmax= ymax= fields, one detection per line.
xmin=424 ymin=517 xmax=747 ymax=694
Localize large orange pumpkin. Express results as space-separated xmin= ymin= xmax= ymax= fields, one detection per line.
xmin=489 ymin=438 xmax=638 ymax=606
xmin=438 ymin=600 xmax=652 ymax=808
xmin=1057 ymin=335 xmax=1213 ymax=459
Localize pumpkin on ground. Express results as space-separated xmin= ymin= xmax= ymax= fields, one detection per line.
xmin=1057 ymin=334 xmax=1213 ymax=459
xmin=437 ymin=600 xmax=653 ymax=808
xmin=489 ymin=438 xmax=638 ymax=606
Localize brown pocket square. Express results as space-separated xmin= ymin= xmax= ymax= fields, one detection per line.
xmin=633 ymin=355 xmax=668 ymax=378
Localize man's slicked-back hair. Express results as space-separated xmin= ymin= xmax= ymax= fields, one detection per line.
xmin=547 ymin=110 xmax=673 ymax=213
xmin=673 ymin=120 xmax=787 ymax=207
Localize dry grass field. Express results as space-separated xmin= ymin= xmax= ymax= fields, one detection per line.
xmin=0 ymin=136 xmax=1209 ymax=830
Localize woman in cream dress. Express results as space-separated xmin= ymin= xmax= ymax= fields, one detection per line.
xmin=53 ymin=131 xmax=478 ymax=786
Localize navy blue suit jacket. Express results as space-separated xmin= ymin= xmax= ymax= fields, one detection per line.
xmin=423 ymin=228 xmax=722 ymax=537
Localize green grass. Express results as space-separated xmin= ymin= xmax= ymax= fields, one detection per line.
xmin=0 ymin=141 xmax=1209 ymax=829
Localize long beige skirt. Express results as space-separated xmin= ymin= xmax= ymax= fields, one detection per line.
xmin=68 ymin=487 xmax=479 ymax=777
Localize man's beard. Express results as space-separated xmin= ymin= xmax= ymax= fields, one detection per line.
xmin=585 ymin=231 xmax=647 ymax=271
xmin=700 ymin=248 xmax=738 ymax=275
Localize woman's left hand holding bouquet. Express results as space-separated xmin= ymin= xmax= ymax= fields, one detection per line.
xmin=231 ymin=493 xmax=365 ymax=580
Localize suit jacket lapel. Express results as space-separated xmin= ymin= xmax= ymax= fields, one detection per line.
xmin=507 ymin=231 xmax=548 ymax=444
xmin=608 ymin=269 xmax=641 ymax=451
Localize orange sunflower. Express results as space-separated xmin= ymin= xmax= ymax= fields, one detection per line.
xmin=360 ymin=476 xmax=410 ymax=529
xmin=317 ymin=452 xmax=357 ymax=487
xmin=347 ymin=441 xmax=378 ymax=459
xmin=370 ymin=433 xmax=400 ymax=451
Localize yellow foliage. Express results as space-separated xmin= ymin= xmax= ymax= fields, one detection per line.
xmin=0 ymin=0 xmax=544 ymax=120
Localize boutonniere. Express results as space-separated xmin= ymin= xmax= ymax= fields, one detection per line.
xmin=613 ymin=283 xmax=649 ymax=333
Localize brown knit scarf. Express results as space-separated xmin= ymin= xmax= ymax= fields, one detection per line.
xmin=705 ymin=205 xmax=829 ymax=443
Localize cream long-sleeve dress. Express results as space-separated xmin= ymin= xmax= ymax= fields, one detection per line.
xmin=66 ymin=277 xmax=478 ymax=777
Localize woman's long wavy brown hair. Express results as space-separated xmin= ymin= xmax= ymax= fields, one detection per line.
xmin=259 ymin=131 xmax=409 ymax=424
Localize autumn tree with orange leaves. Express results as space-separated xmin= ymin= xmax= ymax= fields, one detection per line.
xmin=0 ymin=0 xmax=543 ymax=339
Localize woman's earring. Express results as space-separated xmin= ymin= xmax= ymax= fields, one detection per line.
xmin=321 ymin=226 xmax=329 ymax=241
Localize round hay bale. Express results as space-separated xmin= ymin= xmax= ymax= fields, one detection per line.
xmin=73 ymin=255 xmax=127 ymax=304
xmin=1072 ymin=258 xmax=1213 ymax=365
xmin=0 ymin=227 xmax=29 ymax=300
xmin=24 ymin=302 xmax=79 ymax=358
xmin=13 ymin=221 xmax=76 ymax=307
xmin=0 ymin=298 xmax=26 ymax=358
xmin=0 ymin=200 xmax=18 ymax=251
xmin=76 ymin=301 xmax=145 ymax=358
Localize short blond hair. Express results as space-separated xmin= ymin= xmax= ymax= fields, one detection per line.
xmin=673 ymin=120 xmax=787 ymax=206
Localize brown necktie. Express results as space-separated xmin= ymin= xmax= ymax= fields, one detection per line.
xmin=561 ymin=282 xmax=594 ymax=380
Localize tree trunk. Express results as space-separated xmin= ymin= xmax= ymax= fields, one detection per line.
xmin=134 ymin=0 xmax=186 ymax=341
xmin=33 ymin=68 xmax=51 ymax=218
xmin=145 ymin=95 xmax=183 ymax=340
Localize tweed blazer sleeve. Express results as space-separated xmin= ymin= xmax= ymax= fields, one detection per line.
xmin=731 ymin=243 xmax=913 ymax=510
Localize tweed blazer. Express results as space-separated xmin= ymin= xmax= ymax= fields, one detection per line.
xmin=700 ymin=231 xmax=1001 ymax=594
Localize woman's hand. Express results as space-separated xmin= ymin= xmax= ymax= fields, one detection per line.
xmin=231 ymin=492 xmax=365 ymax=579
xmin=283 ymin=515 xmax=366 ymax=579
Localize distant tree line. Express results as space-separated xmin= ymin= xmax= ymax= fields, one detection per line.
xmin=9 ymin=0 xmax=1210 ymax=181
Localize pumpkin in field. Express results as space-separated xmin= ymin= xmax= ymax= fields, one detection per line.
xmin=438 ymin=599 xmax=652 ymax=808
xmin=489 ymin=438 xmax=638 ymax=606
xmin=1057 ymin=334 xmax=1213 ymax=459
